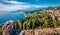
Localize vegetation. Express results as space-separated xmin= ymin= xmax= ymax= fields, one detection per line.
xmin=0 ymin=26 xmax=2 ymax=35
xmin=13 ymin=11 xmax=60 ymax=30
xmin=1 ymin=6 xmax=60 ymax=30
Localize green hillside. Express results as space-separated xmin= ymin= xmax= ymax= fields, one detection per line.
xmin=12 ymin=6 xmax=60 ymax=30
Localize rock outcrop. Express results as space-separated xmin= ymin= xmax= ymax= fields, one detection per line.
xmin=2 ymin=20 xmax=14 ymax=35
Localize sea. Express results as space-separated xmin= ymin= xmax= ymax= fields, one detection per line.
xmin=0 ymin=12 xmax=25 ymax=24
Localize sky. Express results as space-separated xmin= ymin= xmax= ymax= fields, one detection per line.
xmin=17 ymin=0 xmax=60 ymax=6
xmin=0 ymin=0 xmax=60 ymax=13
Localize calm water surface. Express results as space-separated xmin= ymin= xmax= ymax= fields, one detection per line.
xmin=0 ymin=12 xmax=25 ymax=24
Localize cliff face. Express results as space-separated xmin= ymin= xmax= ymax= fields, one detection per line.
xmin=2 ymin=20 xmax=23 ymax=35
xmin=2 ymin=21 xmax=60 ymax=35
xmin=2 ymin=20 xmax=14 ymax=35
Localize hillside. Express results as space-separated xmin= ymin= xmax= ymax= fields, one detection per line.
xmin=0 ymin=6 xmax=60 ymax=35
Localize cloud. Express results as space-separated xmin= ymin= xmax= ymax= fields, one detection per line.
xmin=34 ymin=5 xmax=41 ymax=8
xmin=0 ymin=1 xmax=32 ymax=12
xmin=0 ymin=3 xmax=31 ymax=12
xmin=0 ymin=0 xmax=31 ymax=12
xmin=0 ymin=0 xmax=41 ymax=12
xmin=3 ymin=1 xmax=28 ymax=5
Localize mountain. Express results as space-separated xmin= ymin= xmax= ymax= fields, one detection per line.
xmin=1 ymin=6 xmax=60 ymax=35
xmin=11 ymin=7 xmax=45 ymax=13
xmin=2 ymin=6 xmax=60 ymax=29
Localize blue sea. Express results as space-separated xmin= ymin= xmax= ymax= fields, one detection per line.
xmin=0 ymin=12 xmax=25 ymax=24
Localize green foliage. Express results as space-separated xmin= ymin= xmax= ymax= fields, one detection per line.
xmin=12 ymin=9 xmax=60 ymax=30
xmin=0 ymin=27 xmax=2 ymax=35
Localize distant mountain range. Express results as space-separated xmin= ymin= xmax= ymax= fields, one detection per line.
xmin=12 ymin=7 xmax=43 ymax=13
xmin=11 ymin=6 xmax=55 ymax=19
xmin=12 ymin=6 xmax=55 ymax=13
